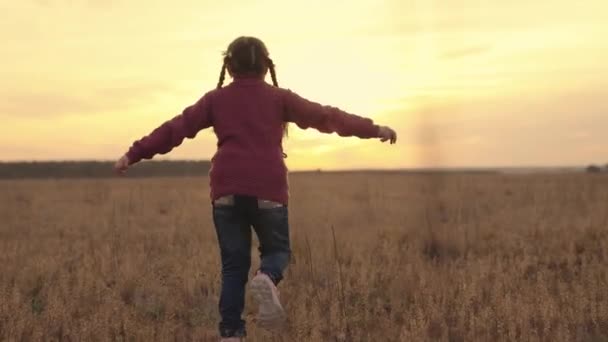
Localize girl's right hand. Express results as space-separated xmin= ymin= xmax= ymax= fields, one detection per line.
xmin=114 ymin=155 xmax=130 ymax=175
xmin=378 ymin=126 xmax=397 ymax=144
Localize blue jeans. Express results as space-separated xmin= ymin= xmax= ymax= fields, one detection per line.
xmin=212 ymin=195 xmax=291 ymax=338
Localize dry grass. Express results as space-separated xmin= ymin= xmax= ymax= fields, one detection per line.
xmin=1 ymin=172 xmax=607 ymax=341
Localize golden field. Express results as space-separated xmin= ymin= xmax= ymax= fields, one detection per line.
xmin=1 ymin=172 xmax=607 ymax=341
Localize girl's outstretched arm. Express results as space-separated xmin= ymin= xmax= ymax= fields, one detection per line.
xmin=116 ymin=93 xmax=213 ymax=172
xmin=282 ymin=89 xmax=396 ymax=143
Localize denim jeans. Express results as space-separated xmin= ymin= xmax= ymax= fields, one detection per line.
xmin=212 ymin=195 xmax=291 ymax=338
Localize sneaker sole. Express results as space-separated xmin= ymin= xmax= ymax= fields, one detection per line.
xmin=250 ymin=276 xmax=286 ymax=330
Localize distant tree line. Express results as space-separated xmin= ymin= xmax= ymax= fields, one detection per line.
xmin=586 ymin=164 xmax=608 ymax=173
xmin=0 ymin=161 xmax=211 ymax=179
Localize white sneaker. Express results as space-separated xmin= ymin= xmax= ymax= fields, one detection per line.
xmin=250 ymin=272 xmax=286 ymax=330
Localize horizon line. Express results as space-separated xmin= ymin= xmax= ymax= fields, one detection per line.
xmin=0 ymin=159 xmax=595 ymax=171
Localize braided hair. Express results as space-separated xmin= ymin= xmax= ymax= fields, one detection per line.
xmin=216 ymin=60 xmax=228 ymax=89
xmin=216 ymin=36 xmax=288 ymax=137
xmin=267 ymin=58 xmax=278 ymax=87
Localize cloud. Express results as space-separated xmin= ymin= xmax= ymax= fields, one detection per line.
xmin=30 ymin=0 xmax=116 ymax=9
xmin=401 ymin=86 xmax=608 ymax=166
xmin=1 ymin=93 xmax=95 ymax=118
xmin=0 ymin=82 xmax=172 ymax=118
xmin=30 ymin=0 xmax=54 ymax=6
xmin=440 ymin=44 xmax=492 ymax=59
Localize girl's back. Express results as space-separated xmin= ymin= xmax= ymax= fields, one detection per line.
xmin=211 ymin=76 xmax=285 ymax=160
xmin=209 ymin=77 xmax=289 ymax=203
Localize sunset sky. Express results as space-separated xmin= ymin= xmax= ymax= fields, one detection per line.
xmin=1 ymin=0 xmax=607 ymax=170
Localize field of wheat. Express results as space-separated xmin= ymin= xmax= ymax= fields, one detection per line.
xmin=1 ymin=172 xmax=607 ymax=341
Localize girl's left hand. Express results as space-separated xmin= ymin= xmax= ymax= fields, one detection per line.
xmin=114 ymin=155 xmax=130 ymax=175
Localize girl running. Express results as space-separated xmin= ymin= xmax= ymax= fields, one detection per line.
xmin=114 ymin=36 xmax=397 ymax=341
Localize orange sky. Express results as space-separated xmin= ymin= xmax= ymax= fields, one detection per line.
xmin=1 ymin=0 xmax=607 ymax=170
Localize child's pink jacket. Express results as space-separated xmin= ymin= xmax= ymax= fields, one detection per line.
xmin=126 ymin=76 xmax=381 ymax=204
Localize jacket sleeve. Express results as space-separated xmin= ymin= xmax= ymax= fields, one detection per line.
xmin=125 ymin=92 xmax=213 ymax=164
xmin=282 ymin=89 xmax=380 ymax=138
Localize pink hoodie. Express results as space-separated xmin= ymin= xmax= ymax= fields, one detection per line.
xmin=126 ymin=76 xmax=381 ymax=204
